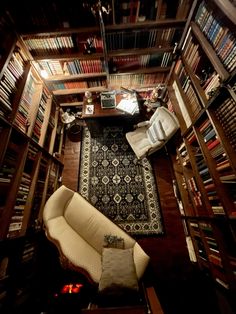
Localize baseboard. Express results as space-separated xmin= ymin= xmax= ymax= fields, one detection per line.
xmin=145 ymin=286 xmax=165 ymax=314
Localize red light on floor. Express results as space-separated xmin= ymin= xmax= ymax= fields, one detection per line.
xmin=60 ymin=283 xmax=84 ymax=294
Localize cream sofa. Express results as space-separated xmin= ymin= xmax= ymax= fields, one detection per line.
xmin=43 ymin=185 xmax=150 ymax=284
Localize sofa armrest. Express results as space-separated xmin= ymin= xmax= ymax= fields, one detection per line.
xmin=136 ymin=121 xmax=150 ymax=128
xmin=133 ymin=243 xmax=150 ymax=279
xmin=43 ymin=185 xmax=74 ymax=226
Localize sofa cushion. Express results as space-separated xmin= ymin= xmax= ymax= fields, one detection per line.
xmin=64 ymin=192 xmax=136 ymax=254
xmin=98 ymin=247 xmax=139 ymax=296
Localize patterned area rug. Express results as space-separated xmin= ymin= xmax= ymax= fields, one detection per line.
xmin=78 ymin=126 xmax=163 ymax=236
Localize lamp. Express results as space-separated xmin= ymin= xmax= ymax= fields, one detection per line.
xmin=83 ymin=1 xmax=111 ymax=82
xmin=37 ymin=62 xmax=49 ymax=79
xmin=83 ymin=1 xmax=112 ymax=18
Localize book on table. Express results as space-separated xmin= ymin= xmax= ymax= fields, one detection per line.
xmin=116 ymin=93 xmax=139 ymax=115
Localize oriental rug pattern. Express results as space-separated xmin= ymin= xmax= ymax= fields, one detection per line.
xmin=78 ymin=126 xmax=163 ymax=236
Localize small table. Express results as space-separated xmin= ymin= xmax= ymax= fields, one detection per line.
xmin=81 ymin=93 xmax=141 ymax=137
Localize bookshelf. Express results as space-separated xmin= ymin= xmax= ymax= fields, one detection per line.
xmin=169 ymin=0 xmax=236 ymax=311
xmin=0 ymin=35 xmax=64 ymax=239
xmin=0 ymin=23 xmax=65 ymax=310
xmin=8 ymin=0 xmax=192 ymax=107
xmin=1 ymin=0 xmax=235 ymax=312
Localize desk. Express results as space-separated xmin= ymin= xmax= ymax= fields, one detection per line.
xmin=81 ymin=93 xmax=141 ymax=137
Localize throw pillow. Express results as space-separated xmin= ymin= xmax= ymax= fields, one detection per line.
xmin=103 ymin=234 xmax=125 ymax=249
xmin=98 ymin=247 xmax=139 ymax=296
xmin=146 ymin=120 xmax=166 ymax=144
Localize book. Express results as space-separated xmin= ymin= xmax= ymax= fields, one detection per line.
xmin=207 ymin=138 xmax=220 ymax=150
xmin=116 ymin=96 xmax=139 ymax=115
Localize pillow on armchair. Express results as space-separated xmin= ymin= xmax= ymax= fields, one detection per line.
xmin=146 ymin=120 xmax=166 ymax=144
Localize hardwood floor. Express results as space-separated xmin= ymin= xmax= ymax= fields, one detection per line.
xmin=59 ymin=131 xmax=222 ymax=314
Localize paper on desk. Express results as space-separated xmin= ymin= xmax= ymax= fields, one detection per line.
xmin=116 ymin=98 xmax=138 ymax=115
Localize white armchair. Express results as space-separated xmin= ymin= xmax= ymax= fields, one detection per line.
xmin=126 ymin=106 xmax=179 ymax=159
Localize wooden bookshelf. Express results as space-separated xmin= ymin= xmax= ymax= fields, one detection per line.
xmin=12 ymin=0 xmax=192 ymax=102
xmin=0 ymin=28 xmax=64 ymax=310
xmin=2 ymin=0 xmax=236 ymax=312
xmin=169 ymin=0 xmax=236 ymax=311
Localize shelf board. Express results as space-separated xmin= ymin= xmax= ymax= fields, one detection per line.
xmin=21 ymin=26 xmax=100 ymax=37
xmin=105 ymin=19 xmax=186 ymax=31
xmin=109 ymin=83 xmax=164 ymax=90
xmin=108 ymin=47 xmax=173 ymax=57
xmin=110 ymin=66 xmax=171 ymax=76
xmin=52 ymin=86 xmax=108 ymax=95
xmin=45 ymin=72 xmax=107 ymax=82
xmin=33 ymin=52 xmax=104 ymax=61
xmin=213 ymin=0 xmax=236 ymax=25
xmin=59 ymin=102 xmax=83 ymax=107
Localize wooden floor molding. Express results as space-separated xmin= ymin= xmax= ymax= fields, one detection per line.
xmin=145 ymin=286 xmax=165 ymax=314
xmin=81 ymin=305 xmax=146 ymax=313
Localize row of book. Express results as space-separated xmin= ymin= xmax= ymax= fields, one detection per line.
xmin=195 ymin=1 xmax=236 ymax=73
xmin=189 ymin=220 xmax=230 ymax=289
xmin=0 ymin=147 xmax=17 ymax=186
xmin=187 ymin=130 xmax=225 ymax=216
xmin=110 ymin=72 xmax=166 ymax=89
xmin=200 ymin=222 xmax=226 ymax=273
xmin=110 ymin=52 xmax=172 ymax=73
xmin=178 ymin=140 xmax=208 ymax=216
xmin=181 ymin=30 xmax=221 ymax=99
xmin=114 ymin=0 xmax=191 ymax=24
xmin=36 ymin=58 xmax=106 ymax=77
xmin=31 ymin=89 xmax=48 ymax=143
xmin=21 ymin=241 xmax=37 ymax=264
xmin=193 ymin=234 xmax=208 ymax=261
xmin=29 ymin=157 xmax=48 ymax=227
xmin=7 ymin=142 xmax=39 ymax=238
xmin=24 ymin=145 xmax=38 ymax=177
xmin=24 ymin=35 xmax=75 ymax=56
xmin=175 ymin=60 xmax=203 ymax=118
xmin=199 ymin=118 xmax=236 ymax=215
xmin=14 ymin=73 xmax=36 ymax=133
xmin=187 ymin=176 xmax=203 ymax=208
xmin=7 ymin=1 xmax=100 ymax=30
xmin=106 ymin=27 xmax=180 ymax=51
xmin=202 ymin=224 xmax=231 ymax=289
xmin=45 ymin=163 xmax=58 ymax=201
xmin=114 ymin=0 xmax=156 ymax=24
xmin=23 ymin=34 xmax=103 ymax=56
xmin=8 ymin=0 xmax=190 ymax=32
xmin=0 ymin=47 xmax=27 ymax=116
xmin=7 ymin=172 xmax=31 ymax=238
xmin=49 ymin=78 xmax=107 ymax=90
xmin=177 ymin=142 xmax=190 ymax=166
xmin=172 ymin=80 xmax=192 ymax=128
xmin=214 ymin=96 xmax=236 ymax=151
